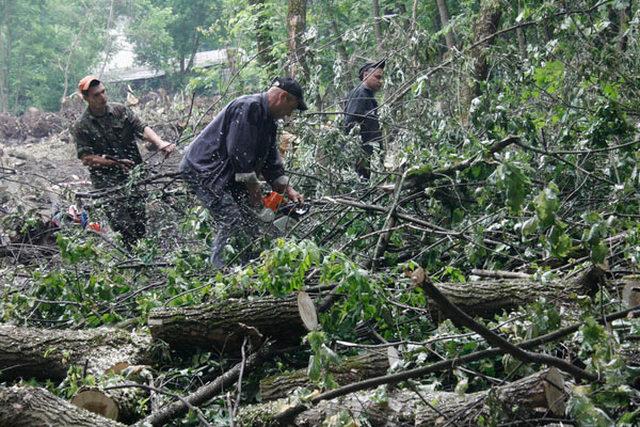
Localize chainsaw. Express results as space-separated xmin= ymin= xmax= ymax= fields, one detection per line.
xmin=257 ymin=191 xmax=310 ymax=233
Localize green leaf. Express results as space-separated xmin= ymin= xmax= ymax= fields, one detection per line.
xmin=533 ymin=61 xmax=565 ymax=95
xmin=534 ymin=184 xmax=560 ymax=228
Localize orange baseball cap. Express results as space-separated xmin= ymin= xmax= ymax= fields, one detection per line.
xmin=78 ymin=75 xmax=100 ymax=92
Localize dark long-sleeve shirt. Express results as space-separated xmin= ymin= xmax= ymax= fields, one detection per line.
xmin=344 ymin=85 xmax=382 ymax=146
xmin=182 ymin=93 xmax=287 ymax=199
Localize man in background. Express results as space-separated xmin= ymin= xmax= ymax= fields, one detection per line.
xmin=72 ymin=75 xmax=175 ymax=247
xmin=344 ymin=60 xmax=385 ymax=180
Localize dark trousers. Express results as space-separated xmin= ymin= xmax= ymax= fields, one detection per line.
xmin=180 ymin=158 xmax=277 ymax=268
xmin=356 ymin=141 xmax=376 ymax=180
xmin=103 ymin=192 xmax=146 ymax=248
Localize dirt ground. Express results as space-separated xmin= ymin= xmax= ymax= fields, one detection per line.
xmin=0 ymin=96 xmax=192 ymax=246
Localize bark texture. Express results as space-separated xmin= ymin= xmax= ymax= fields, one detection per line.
xmin=0 ymin=325 xmax=151 ymax=382
xmin=249 ymin=0 xmax=276 ymax=72
xmin=372 ymin=0 xmax=383 ymax=52
xmin=239 ymin=368 xmax=567 ymax=426
xmin=433 ymin=265 xmax=604 ymax=317
xmin=286 ymin=0 xmax=308 ymax=79
xmin=148 ymin=295 xmax=310 ymax=354
xmin=436 ymin=0 xmax=456 ymax=50
xmin=260 ymin=351 xmax=389 ymax=401
xmin=462 ymin=0 xmax=502 ymax=110
xmin=0 ymin=385 xmax=124 ymax=427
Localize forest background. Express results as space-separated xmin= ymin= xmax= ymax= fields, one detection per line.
xmin=1 ymin=0 xmax=640 ymax=426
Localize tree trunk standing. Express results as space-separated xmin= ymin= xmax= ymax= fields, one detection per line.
xmin=184 ymin=31 xmax=201 ymax=73
xmin=516 ymin=26 xmax=527 ymax=56
xmin=61 ymin=24 xmax=87 ymax=103
xmin=436 ymin=0 xmax=456 ymax=51
xmin=515 ymin=2 xmax=527 ymax=57
xmin=461 ymin=0 xmax=502 ymax=114
xmin=372 ymin=0 xmax=384 ymax=53
xmin=286 ymin=0 xmax=308 ymax=79
xmin=0 ymin=325 xmax=151 ymax=383
xmin=411 ymin=0 xmax=420 ymax=34
xmin=0 ymin=385 xmax=124 ymax=427
xmin=328 ymin=5 xmax=349 ymax=65
xmin=179 ymin=53 xmax=185 ymax=74
xmin=0 ymin=0 xmax=12 ymax=113
xmin=617 ymin=3 xmax=632 ymax=52
xmin=148 ymin=293 xmax=316 ymax=354
xmin=250 ymin=0 xmax=277 ymax=73
xmin=97 ymin=0 xmax=115 ymax=79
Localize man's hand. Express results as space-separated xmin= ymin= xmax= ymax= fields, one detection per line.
xmin=158 ymin=142 xmax=176 ymax=158
xmin=143 ymin=127 xmax=175 ymax=158
xmin=115 ymin=158 xmax=136 ymax=170
xmin=286 ymin=186 xmax=304 ymax=204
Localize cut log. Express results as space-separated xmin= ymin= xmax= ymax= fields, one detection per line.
xmin=413 ymin=368 xmax=567 ymax=426
xmin=622 ymin=275 xmax=640 ymax=314
xmin=259 ymin=351 xmax=390 ymax=401
xmin=0 ymin=385 xmax=124 ymax=427
xmin=297 ymin=291 xmax=318 ymax=331
xmin=148 ymin=293 xmax=317 ymax=354
xmin=238 ymin=368 xmax=568 ymax=426
xmin=0 ymin=325 xmax=151 ymax=382
xmin=71 ymin=382 xmax=147 ymax=424
xmin=434 ymin=266 xmax=604 ymax=317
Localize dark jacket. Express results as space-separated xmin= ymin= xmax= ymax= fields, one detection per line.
xmin=182 ymin=93 xmax=287 ymax=200
xmin=344 ymin=84 xmax=382 ymax=146
xmin=72 ymin=103 xmax=146 ymax=188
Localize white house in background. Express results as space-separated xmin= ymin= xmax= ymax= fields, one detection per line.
xmin=97 ymin=19 xmax=227 ymax=83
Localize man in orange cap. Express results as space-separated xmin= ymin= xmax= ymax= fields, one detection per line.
xmin=72 ymin=75 xmax=175 ymax=247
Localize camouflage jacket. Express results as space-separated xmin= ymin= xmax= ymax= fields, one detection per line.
xmin=72 ymin=103 xmax=146 ymax=188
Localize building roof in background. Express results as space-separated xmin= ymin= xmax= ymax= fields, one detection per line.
xmin=100 ymin=49 xmax=228 ymax=83
xmin=97 ymin=18 xmax=227 ymax=83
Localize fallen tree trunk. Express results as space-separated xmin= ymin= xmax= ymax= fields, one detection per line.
xmin=0 ymin=325 xmax=151 ymax=382
xmin=418 ymin=268 xmax=597 ymax=382
xmin=260 ymin=350 xmax=390 ymax=401
xmin=239 ymin=368 xmax=568 ymax=426
xmin=433 ymin=265 xmax=604 ymax=317
xmin=269 ymin=303 xmax=639 ymax=424
xmin=148 ymin=292 xmax=317 ymax=354
xmin=0 ymin=385 xmax=124 ymax=427
xmin=316 ymin=266 xmax=603 ymax=319
xmin=72 ymin=377 xmax=149 ymax=424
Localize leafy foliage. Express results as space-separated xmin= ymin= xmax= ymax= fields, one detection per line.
xmin=3 ymin=0 xmax=640 ymax=424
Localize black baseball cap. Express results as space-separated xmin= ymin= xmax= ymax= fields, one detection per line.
xmin=271 ymin=77 xmax=308 ymax=111
xmin=358 ymin=60 xmax=385 ymax=80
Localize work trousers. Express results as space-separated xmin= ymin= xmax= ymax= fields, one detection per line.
xmin=105 ymin=193 xmax=146 ymax=248
xmin=180 ymin=159 xmax=278 ymax=268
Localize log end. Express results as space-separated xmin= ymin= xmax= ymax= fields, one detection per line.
xmin=71 ymin=389 xmax=118 ymax=421
xmin=298 ymin=291 xmax=319 ymax=331
xmin=387 ymin=347 xmax=401 ymax=370
xmin=543 ymin=367 xmax=566 ymax=417
xmin=622 ymin=276 xmax=640 ymax=313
